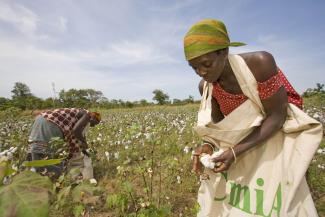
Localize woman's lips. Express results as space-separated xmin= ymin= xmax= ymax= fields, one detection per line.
xmin=203 ymin=76 xmax=213 ymax=82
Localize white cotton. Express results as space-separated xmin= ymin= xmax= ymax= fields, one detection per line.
xmin=89 ymin=178 xmax=97 ymax=185
xmin=176 ymin=175 xmax=181 ymax=184
xmin=114 ymin=152 xmax=119 ymax=159
xmin=6 ymin=152 xmax=13 ymax=160
xmin=0 ymin=150 xmax=8 ymax=157
xmin=10 ymin=147 xmax=18 ymax=153
xmin=81 ymin=155 xmax=94 ymax=179
xmin=200 ymin=149 xmax=224 ymax=169
xmin=105 ymin=151 xmax=110 ymax=161
xmin=200 ymin=154 xmax=215 ymax=169
xmin=183 ymin=146 xmax=191 ymax=154
xmin=313 ymin=113 xmax=320 ymax=119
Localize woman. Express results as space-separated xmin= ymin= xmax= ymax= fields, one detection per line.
xmin=185 ymin=19 xmax=322 ymax=217
xmin=27 ymin=108 xmax=101 ymax=177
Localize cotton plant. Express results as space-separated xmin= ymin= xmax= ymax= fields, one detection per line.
xmin=0 ymin=146 xmax=19 ymax=185
xmin=317 ymin=148 xmax=325 ymax=155
xmin=317 ymin=164 xmax=325 ymax=170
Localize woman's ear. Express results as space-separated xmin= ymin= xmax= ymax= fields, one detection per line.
xmin=222 ymin=48 xmax=229 ymax=62
xmin=222 ymin=48 xmax=229 ymax=56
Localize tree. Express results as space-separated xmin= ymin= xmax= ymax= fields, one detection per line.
xmin=25 ymin=96 xmax=44 ymax=110
xmin=139 ymin=99 xmax=149 ymax=106
xmin=302 ymin=83 xmax=325 ymax=97
xmin=42 ymin=97 xmax=58 ymax=109
xmin=58 ymin=88 xmax=104 ymax=108
xmin=0 ymin=97 xmax=10 ymax=110
xmin=11 ymin=82 xmax=32 ymax=98
xmin=315 ymin=83 xmax=325 ymax=93
xmin=172 ymin=98 xmax=182 ymax=105
xmin=84 ymin=89 xmax=104 ymax=106
xmin=125 ymin=101 xmax=134 ymax=108
xmin=152 ymin=89 xmax=169 ymax=105
xmin=11 ymin=82 xmax=33 ymax=110
xmin=183 ymin=95 xmax=194 ymax=104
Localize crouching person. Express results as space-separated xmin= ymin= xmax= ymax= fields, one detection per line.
xmin=27 ymin=108 xmax=101 ymax=179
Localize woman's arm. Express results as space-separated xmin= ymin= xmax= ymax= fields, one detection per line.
xmin=72 ymin=110 xmax=90 ymax=148
xmin=234 ymin=87 xmax=287 ymax=155
xmin=212 ymin=52 xmax=288 ymax=173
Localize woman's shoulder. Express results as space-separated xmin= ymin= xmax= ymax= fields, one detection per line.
xmin=76 ymin=108 xmax=90 ymax=119
xmin=238 ymin=51 xmax=278 ymax=82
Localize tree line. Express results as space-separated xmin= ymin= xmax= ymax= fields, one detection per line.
xmin=1 ymin=82 xmax=324 ymax=111
xmin=0 ymin=82 xmax=197 ymax=111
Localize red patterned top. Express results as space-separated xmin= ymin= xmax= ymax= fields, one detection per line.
xmin=40 ymin=108 xmax=89 ymax=156
xmin=212 ymin=69 xmax=303 ymax=116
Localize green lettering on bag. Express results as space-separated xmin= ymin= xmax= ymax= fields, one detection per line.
xmin=255 ymin=178 xmax=266 ymax=216
xmin=229 ymin=182 xmax=252 ymax=213
xmin=266 ymin=183 xmax=282 ymax=217
xmin=213 ymin=176 xmax=282 ymax=217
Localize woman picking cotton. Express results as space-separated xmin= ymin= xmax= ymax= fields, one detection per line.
xmin=27 ymin=108 xmax=101 ymax=179
xmin=185 ymin=19 xmax=322 ymax=217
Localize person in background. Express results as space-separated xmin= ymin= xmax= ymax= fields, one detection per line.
xmin=27 ymin=108 xmax=101 ymax=178
xmin=185 ymin=19 xmax=322 ymax=216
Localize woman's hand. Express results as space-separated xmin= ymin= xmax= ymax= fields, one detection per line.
xmin=211 ymin=148 xmax=235 ymax=173
xmin=192 ymin=144 xmax=214 ymax=174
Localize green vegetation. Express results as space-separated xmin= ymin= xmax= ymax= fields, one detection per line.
xmin=0 ymin=82 xmax=198 ymax=111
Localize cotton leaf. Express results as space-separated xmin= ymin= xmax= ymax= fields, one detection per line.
xmin=0 ymin=171 xmax=53 ymax=217
xmin=22 ymin=159 xmax=62 ymax=167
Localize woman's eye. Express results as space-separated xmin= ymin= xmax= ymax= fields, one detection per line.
xmin=204 ymin=63 xmax=211 ymax=67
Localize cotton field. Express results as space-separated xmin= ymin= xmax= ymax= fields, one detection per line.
xmin=0 ymin=104 xmax=324 ymax=217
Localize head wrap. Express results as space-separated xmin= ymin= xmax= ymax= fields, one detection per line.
xmin=184 ymin=19 xmax=246 ymax=60
xmin=90 ymin=112 xmax=101 ymax=122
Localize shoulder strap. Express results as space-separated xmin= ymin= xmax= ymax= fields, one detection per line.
xmin=228 ymin=54 xmax=265 ymax=115
xmin=199 ymin=81 xmax=213 ymax=110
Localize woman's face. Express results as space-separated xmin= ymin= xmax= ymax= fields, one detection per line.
xmin=89 ymin=117 xmax=100 ymax=127
xmin=188 ymin=50 xmax=227 ymax=83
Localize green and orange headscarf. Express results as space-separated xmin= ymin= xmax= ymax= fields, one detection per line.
xmin=184 ymin=19 xmax=246 ymax=61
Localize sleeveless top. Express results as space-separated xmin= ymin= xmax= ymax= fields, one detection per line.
xmin=212 ymin=68 xmax=303 ymax=116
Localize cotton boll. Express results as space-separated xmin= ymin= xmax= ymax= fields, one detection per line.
xmin=183 ymin=146 xmax=191 ymax=154
xmin=105 ymin=151 xmax=110 ymax=161
xmin=200 ymin=154 xmax=215 ymax=169
xmin=114 ymin=152 xmax=119 ymax=159
xmin=89 ymin=178 xmax=97 ymax=185
xmin=176 ymin=175 xmax=181 ymax=184
xmin=200 ymin=149 xmax=224 ymax=169
xmin=211 ymin=149 xmax=224 ymax=158
xmin=11 ymin=147 xmax=18 ymax=153
xmin=313 ymin=113 xmax=320 ymax=119
xmin=6 ymin=152 xmax=13 ymax=160
xmin=0 ymin=150 xmax=8 ymax=157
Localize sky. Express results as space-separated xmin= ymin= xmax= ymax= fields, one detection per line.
xmin=0 ymin=0 xmax=324 ymax=101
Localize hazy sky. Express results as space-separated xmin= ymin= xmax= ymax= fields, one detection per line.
xmin=0 ymin=0 xmax=324 ymax=101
